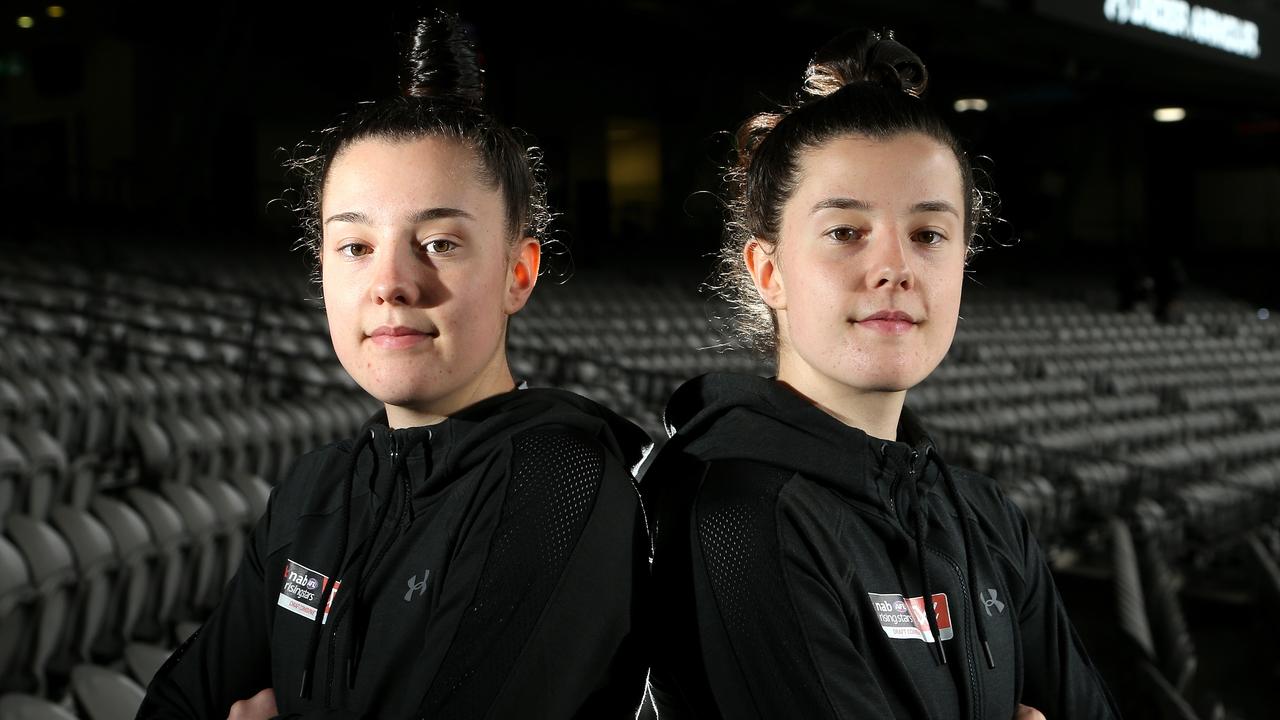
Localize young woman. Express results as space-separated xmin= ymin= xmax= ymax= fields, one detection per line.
xmin=138 ymin=14 xmax=649 ymax=719
xmin=643 ymin=29 xmax=1119 ymax=719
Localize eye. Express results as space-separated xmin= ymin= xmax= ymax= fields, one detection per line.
xmin=336 ymin=241 xmax=372 ymax=258
xmin=824 ymin=226 xmax=865 ymax=244
xmin=913 ymin=229 xmax=947 ymax=246
xmin=421 ymin=238 xmax=458 ymax=254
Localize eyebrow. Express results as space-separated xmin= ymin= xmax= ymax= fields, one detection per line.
xmin=809 ymin=197 xmax=960 ymax=217
xmin=323 ymin=207 xmax=476 ymax=226
xmin=810 ymin=197 xmax=872 ymax=215
xmin=910 ymin=200 xmax=960 ymax=217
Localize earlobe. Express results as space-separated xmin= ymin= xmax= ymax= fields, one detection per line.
xmin=744 ymin=238 xmax=785 ymax=310
xmin=505 ymin=238 xmax=541 ymax=314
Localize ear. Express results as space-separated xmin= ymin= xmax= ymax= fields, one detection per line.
xmin=504 ymin=237 xmax=541 ymax=314
xmin=744 ymin=238 xmax=785 ymax=310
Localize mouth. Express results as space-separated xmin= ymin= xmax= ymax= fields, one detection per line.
xmin=853 ymin=310 xmax=919 ymax=335
xmin=367 ymin=325 xmax=438 ymax=349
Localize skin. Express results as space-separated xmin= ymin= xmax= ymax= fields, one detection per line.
xmin=226 ymin=135 xmax=538 ymax=718
xmin=746 ymin=132 xmax=966 ymax=441
xmin=319 ymin=136 xmax=539 ymax=429
xmin=226 ymin=688 xmax=275 ymax=720
xmin=747 ymin=132 xmax=1048 ymax=720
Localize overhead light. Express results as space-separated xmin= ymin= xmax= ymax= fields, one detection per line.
xmin=16 ymin=15 xmax=34 ymax=28
xmin=1154 ymin=107 xmax=1186 ymax=122
xmin=953 ymin=98 xmax=989 ymax=113
xmin=47 ymin=5 xmax=65 ymax=18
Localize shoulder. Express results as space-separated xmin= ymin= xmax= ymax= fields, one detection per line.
xmin=507 ymin=425 xmax=610 ymax=479
xmin=276 ymin=439 xmax=352 ymax=491
xmin=945 ymin=463 xmax=1038 ymax=564
xmin=500 ymin=426 xmax=623 ymax=511
xmin=947 ymin=464 xmax=1009 ymax=514
xmin=269 ymin=438 xmax=356 ymax=518
xmin=697 ymin=458 xmax=798 ymax=511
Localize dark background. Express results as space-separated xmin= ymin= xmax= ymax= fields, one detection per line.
xmin=5 ymin=1 xmax=1280 ymax=716
xmin=2 ymin=0 xmax=1279 ymax=306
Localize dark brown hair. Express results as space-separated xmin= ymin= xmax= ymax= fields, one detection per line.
xmin=718 ymin=28 xmax=993 ymax=356
xmin=286 ymin=12 xmax=550 ymax=267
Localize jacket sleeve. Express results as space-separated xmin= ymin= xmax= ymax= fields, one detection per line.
xmin=686 ymin=461 xmax=898 ymax=719
xmin=135 ymin=488 xmax=277 ymax=720
xmin=1003 ymin=496 xmax=1123 ymax=719
xmin=419 ymin=428 xmax=649 ymax=719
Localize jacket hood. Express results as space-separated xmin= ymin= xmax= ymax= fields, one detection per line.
xmin=664 ymin=372 xmax=937 ymax=510
xmin=297 ymin=385 xmax=651 ymax=700
xmin=356 ymin=386 xmax=653 ymax=500
xmin=662 ymin=372 xmax=995 ymax=669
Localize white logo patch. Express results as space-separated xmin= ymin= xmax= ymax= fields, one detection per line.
xmin=868 ymin=592 xmax=955 ymax=643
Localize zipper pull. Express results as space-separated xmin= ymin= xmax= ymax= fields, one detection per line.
xmin=389 ymin=430 xmax=399 ymax=464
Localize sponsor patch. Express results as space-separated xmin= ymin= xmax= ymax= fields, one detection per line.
xmin=278 ymin=559 xmax=339 ymax=623
xmin=868 ymin=592 xmax=954 ymax=643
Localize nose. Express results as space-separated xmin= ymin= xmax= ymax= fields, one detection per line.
xmin=370 ymin=242 xmax=423 ymax=306
xmin=867 ymin=232 xmax=915 ymax=291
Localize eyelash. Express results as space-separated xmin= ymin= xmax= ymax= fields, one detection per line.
xmin=421 ymin=238 xmax=457 ymax=254
xmin=333 ymin=238 xmax=459 ymax=259
xmin=336 ymin=242 xmax=371 ymax=259
xmin=823 ymin=226 xmax=948 ymax=246
xmin=914 ymin=230 xmax=947 ymax=246
xmin=825 ymin=226 xmax=866 ymax=244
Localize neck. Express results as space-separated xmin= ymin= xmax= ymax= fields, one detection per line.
xmin=776 ymin=353 xmax=906 ymax=441
xmin=385 ymin=352 xmax=517 ymax=429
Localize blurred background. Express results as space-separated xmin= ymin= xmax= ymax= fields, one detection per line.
xmin=1 ymin=0 xmax=1279 ymax=718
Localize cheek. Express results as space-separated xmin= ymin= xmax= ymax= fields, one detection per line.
xmin=787 ymin=256 xmax=845 ymax=327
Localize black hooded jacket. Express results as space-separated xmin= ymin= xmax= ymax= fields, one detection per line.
xmin=643 ymin=373 xmax=1119 ymax=720
xmin=138 ymin=387 xmax=652 ymax=719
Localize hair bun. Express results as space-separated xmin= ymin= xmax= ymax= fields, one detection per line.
xmin=802 ymin=28 xmax=928 ymax=100
xmin=399 ymin=11 xmax=485 ymax=103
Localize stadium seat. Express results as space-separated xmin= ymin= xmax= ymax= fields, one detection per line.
xmin=122 ymin=643 xmax=171 ymax=688
xmin=0 ymin=536 xmax=36 ymax=695
xmin=10 ymin=429 xmax=66 ymax=522
xmin=3 ymin=515 xmax=76 ymax=697
xmin=0 ymin=694 xmax=79 ymax=720
xmin=86 ymin=497 xmax=152 ymax=661
xmin=119 ymin=489 xmax=185 ymax=645
xmin=69 ymin=665 xmax=145 ymax=720
xmin=47 ymin=507 xmax=118 ymax=667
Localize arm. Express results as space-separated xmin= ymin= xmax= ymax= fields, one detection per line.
xmin=420 ymin=429 xmax=648 ymax=719
xmin=1004 ymin=496 xmax=1122 ymax=719
xmin=136 ymin=490 xmax=277 ymax=720
xmin=690 ymin=462 xmax=899 ymax=719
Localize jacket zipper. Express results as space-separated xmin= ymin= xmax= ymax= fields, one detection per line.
xmin=887 ymin=449 xmax=920 ymax=523
xmin=927 ymin=545 xmax=982 ymax=720
xmin=324 ymin=428 xmax=400 ymax=705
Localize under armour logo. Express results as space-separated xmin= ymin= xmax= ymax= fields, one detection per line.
xmin=981 ymin=588 xmax=1006 ymax=616
xmin=404 ymin=569 xmax=431 ymax=602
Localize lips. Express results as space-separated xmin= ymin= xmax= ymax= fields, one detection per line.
xmin=855 ymin=309 xmax=918 ymax=335
xmin=369 ymin=325 xmax=434 ymax=338
xmin=861 ymin=310 xmax=916 ymax=323
xmin=367 ymin=325 xmax=436 ymax=349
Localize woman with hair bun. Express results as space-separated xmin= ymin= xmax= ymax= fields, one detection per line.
xmin=138 ymin=13 xmax=650 ymax=719
xmin=643 ymin=29 xmax=1119 ymax=719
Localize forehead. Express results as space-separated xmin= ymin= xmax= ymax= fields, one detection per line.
xmin=791 ymin=133 xmax=964 ymax=210
xmin=321 ymin=136 xmax=500 ymax=221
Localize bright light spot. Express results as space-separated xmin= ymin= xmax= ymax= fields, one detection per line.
xmin=47 ymin=5 xmax=64 ymax=18
xmin=1154 ymin=107 xmax=1186 ymax=122
xmin=16 ymin=15 xmax=34 ymax=28
xmin=1259 ymin=308 xmax=1271 ymax=320
xmin=953 ymin=98 xmax=990 ymax=113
